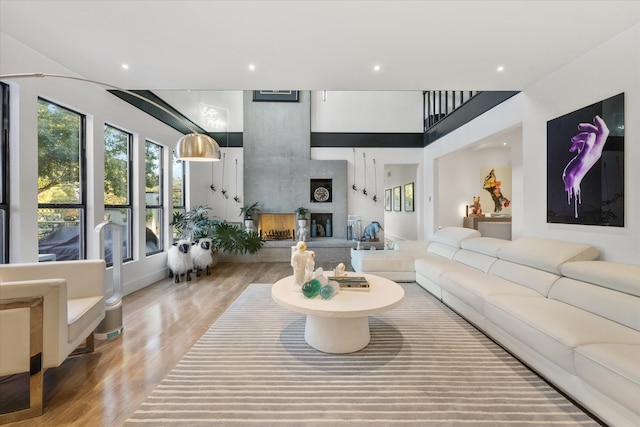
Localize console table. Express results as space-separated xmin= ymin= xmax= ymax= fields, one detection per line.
xmin=463 ymin=216 xmax=512 ymax=239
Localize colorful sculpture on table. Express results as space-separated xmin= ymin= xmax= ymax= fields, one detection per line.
xmin=362 ymin=221 xmax=383 ymax=241
xmin=469 ymin=196 xmax=484 ymax=217
xmin=483 ymin=169 xmax=511 ymax=213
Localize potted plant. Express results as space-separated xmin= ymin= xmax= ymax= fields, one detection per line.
xmin=295 ymin=206 xmax=310 ymax=220
xmin=295 ymin=207 xmax=310 ymax=241
xmin=171 ymin=205 xmax=265 ymax=259
xmin=239 ymin=202 xmax=261 ymax=232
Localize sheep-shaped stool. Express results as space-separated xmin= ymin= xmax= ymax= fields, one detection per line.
xmin=167 ymin=239 xmax=193 ymax=283
xmin=191 ymin=238 xmax=214 ymax=277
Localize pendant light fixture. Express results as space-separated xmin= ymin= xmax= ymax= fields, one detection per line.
xmin=0 ymin=72 xmax=221 ymax=162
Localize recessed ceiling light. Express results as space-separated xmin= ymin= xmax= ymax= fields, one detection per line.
xmin=373 ymin=65 xmax=381 ymax=72
xmin=503 ymin=142 xmax=508 ymax=146
xmin=121 ymin=63 xmax=129 ymax=70
xmin=497 ymin=65 xmax=505 ymax=72
xmin=248 ymin=64 xmax=256 ymax=71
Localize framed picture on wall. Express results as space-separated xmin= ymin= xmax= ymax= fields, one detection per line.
xmin=253 ymin=90 xmax=299 ymax=102
xmin=384 ymin=188 xmax=392 ymax=211
xmin=546 ymin=92 xmax=624 ymax=226
xmin=404 ymin=182 xmax=414 ymax=212
xmin=393 ymin=186 xmax=402 ymax=211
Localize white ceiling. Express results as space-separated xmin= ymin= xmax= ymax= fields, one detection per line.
xmin=2 ymin=0 xmax=638 ymax=91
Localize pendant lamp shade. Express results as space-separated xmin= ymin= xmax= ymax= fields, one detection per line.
xmin=176 ymin=133 xmax=221 ymax=161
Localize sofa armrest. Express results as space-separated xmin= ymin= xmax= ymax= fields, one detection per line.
xmin=0 ymin=278 xmax=68 ymax=370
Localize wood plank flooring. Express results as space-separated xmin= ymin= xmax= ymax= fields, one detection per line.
xmin=1 ymin=262 xmax=309 ymax=427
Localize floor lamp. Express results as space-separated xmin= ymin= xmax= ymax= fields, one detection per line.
xmin=0 ymin=72 xmax=221 ymax=162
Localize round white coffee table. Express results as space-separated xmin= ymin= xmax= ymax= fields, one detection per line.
xmin=271 ymin=273 xmax=404 ymax=353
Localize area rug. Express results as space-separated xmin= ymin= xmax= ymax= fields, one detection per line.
xmin=124 ymin=283 xmax=599 ymax=426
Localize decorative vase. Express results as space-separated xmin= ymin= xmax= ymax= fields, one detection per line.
xmin=325 ymin=219 xmax=332 ymax=237
xmin=311 ymin=220 xmax=317 ymax=237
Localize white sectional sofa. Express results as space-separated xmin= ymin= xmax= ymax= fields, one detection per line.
xmin=350 ymin=227 xmax=480 ymax=282
xmin=413 ymin=229 xmax=640 ymax=427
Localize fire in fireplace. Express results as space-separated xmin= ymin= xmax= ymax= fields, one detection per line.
xmin=258 ymin=213 xmax=297 ymax=240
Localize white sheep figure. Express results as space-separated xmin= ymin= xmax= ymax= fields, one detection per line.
xmin=167 ymin=239 xmax=193 ymax=283
xmin=191 ymin=238 xmax=214 ymax=277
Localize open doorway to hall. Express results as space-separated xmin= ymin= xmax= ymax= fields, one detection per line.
xmin=383 ymin=164 xmax=419 ymax=243
xmin=435 ymin=126 xmax=520 ymax=240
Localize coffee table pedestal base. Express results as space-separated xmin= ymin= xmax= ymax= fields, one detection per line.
xmin=304 ymin=315 xmax=370 ymax=353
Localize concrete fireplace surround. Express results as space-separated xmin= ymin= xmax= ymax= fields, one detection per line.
xmin=243 ymin=91 xmax=348 ymax=240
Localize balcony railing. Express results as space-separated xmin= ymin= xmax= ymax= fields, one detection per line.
xmin=424 ymin=90 xmax=479 ymax=131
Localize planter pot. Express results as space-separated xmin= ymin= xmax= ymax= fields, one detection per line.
xmin=244 ymin=219 xmax=255 ymax=232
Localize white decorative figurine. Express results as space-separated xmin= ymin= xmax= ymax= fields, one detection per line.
xmin=333 ymin=262 xmax=346 ymax=277
xmin=291 ymin=241 xmax=309 ymax=290
xmin=304 ymin=250 xmax=316 ymax=282
xmin=297 ymin=219 xmax=308 ymax=242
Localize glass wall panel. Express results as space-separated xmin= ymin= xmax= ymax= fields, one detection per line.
xmin=145 ymin=141 xmax=164 ymax=255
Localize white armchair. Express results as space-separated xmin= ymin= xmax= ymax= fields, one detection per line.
xmin=0 ymin=260 xmax=106 ymax=423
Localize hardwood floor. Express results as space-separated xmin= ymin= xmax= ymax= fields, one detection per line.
xmin=1 ymin=262 xmax=308 ymax=427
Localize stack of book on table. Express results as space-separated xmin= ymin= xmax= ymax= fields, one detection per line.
xmin=328 ymin=276 xmax=370 ymax=291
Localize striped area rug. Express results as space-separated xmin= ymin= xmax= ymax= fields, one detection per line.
xmin=124 ymin=283 xmax=599 ymax=426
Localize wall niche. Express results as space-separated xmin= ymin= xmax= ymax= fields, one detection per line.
xmin=310 ymin=179 xmax=332 ymax=203
xmin=310 ymin=213 xmax=333 ymax=237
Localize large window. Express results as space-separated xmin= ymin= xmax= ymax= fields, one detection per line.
xmin=104 ymin=124 xmax=133 ymax=263
xmin=172 ymin=152 xmax=185 ymax=240
xmin=0 ymin=83 xmax=8 ymax=263
xmin=145 ymin=141 xmax=163 ymax=255
xmin=37 ymin=98 xmax=86 ymax=261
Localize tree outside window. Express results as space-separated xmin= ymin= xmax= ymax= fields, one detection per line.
xmin=104 ymin=124 xmax=133 ymax=263
xmin=37 ymin=98 xmax=86 ymax=260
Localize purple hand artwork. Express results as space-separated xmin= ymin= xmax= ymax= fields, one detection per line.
xmin=562 ymin=115 xmax=609 ymax=218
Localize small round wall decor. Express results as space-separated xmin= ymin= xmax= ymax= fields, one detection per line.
xmin=313 ymin=186 xmax=330 ymax=202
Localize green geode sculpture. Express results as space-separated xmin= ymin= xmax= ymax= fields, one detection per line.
xmin=301 ymin=278 xmax=322 ymax=298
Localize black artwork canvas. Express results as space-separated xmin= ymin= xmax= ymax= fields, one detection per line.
xmin=547 ymin=93 xmax=624 ymax=226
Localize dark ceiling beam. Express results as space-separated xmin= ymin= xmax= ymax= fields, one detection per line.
xmin=107 ymin=89 xmax=206 ymax=135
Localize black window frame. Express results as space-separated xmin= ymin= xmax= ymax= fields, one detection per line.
xmin=37 ymin=97 xmax=87 ymax=260
xmin=0 ymin=82 xmax=9 ymax=264
xmin=145 ymin=140 xmax=164 ymax=256
xmin=104 ymin=123 xmax=134 ymax=264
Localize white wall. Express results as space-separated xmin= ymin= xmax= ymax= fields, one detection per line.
xmin=1 ymin=33 xmax=186 ymax=294
xmin=311 ymin=147 xmax=423 ymax=241
xmin=311 ymin=91 xmax=423 ymax=132
xmin=437 ymin=146 xmax=513 ymax=228
xmin=424 ymin=24 xmax=639 ymax=264
xmin=383 ymin=164 xmax=419 ymax=241
xmin=187 ymin=90 xmax=426 ymax=228
xmin=188 ymin=147 xmax=245 ymax=223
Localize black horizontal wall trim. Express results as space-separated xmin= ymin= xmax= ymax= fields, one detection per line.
xmin=208 ymin=132 xmax=243 ymax=147
xmin=311 ymin=132 xmax=423 ymax=148
xmin=424 ymin=91 xmax=519 ymax=146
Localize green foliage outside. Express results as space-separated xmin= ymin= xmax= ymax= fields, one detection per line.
xmin=37 ymin=99 xmax=81 ymax=205
xmin=104 ymin=125 xmax=129 ymax=205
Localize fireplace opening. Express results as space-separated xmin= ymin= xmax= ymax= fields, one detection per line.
xmin=258 ymin=213 xmax=296 ymax=240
